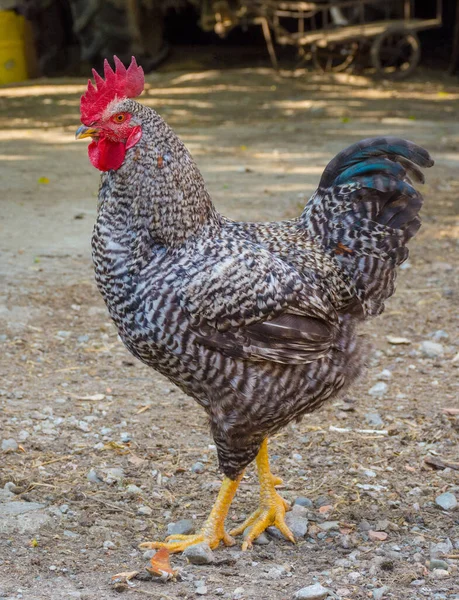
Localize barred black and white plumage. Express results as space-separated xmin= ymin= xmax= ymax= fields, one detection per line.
xmin=90 ymin=98 xmax=433 ymax=480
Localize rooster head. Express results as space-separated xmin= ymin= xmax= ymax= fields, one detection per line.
xmin=76 ymin=56 xmax=144 ymax=172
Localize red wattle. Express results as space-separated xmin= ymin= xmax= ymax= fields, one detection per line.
xmin=88 ymin=137 xmax=126 ymax=172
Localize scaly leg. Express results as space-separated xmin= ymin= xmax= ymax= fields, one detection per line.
xmin=230 ymin=439 xmax=294 ymax=550
xmin=139 ymin=474 xmax=242 ymax=553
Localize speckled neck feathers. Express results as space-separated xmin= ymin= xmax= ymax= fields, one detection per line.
xmin=97 ymin=102 xmax=220 ymax=252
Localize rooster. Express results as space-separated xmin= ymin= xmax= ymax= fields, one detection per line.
xmin=76 ymin=56 xmax=433 ymax=552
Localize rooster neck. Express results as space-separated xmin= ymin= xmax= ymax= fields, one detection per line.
xmin=97 ymin=109 xmax=221 ymax=251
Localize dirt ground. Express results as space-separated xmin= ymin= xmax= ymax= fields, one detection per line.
xmin=0 ymin=66 xmax=458 ymax=600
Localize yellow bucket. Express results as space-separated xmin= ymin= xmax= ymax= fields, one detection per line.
xmin=0 ymin=11 xmax=28 ymax=85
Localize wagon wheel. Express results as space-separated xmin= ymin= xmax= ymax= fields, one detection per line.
xmin=312 ymin=42 xmax=359 ymax=73
xmin=370 ymin=28 xmax=421 ymax=79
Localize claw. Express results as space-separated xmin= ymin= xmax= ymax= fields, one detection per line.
xmin=230 ymin=439 xmax=295 ymax=550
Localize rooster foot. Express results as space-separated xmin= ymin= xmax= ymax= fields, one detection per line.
xmin=139 ymin=530 xmax=236 ymax=554
xmin=230 ymin=439 xmax=295 ymax=550
xmin=139 ymin=474 xmax=242 ymax=554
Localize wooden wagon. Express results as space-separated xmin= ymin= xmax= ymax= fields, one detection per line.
xmin=209 ymin=0 xmax=443 ymax=77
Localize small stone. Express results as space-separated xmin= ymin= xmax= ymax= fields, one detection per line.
xmin=294 ymin=497 xmax=314 ymax=509
xmin=57 ymin=330 xmax=71 ymax=338
xmin=265 ymin=565 xmax=287 ymax=579
xmin=377 ymin=369 xmax=392 ymax=381
xmin=1 ymin=439 xmax=18 ymax=452
xmin=369 ymin=530 xmax=388 ymax=542
xmin=196 ymin=586 xmax=208 ymax=595
xmin=373 ymin=587 xmax=389 ymax=600
xmin=103 ymin=540 xmax=116 ymax=550
xmin=431 ymin=330 xmax=449 ymax=341
xmin=77 ymin=335 xmax=89 ymax=343
xmin=430 ymin=539 xmax=453 ymax=557
xmin=143 ymin=549 xmax=156 ymax=560
xmin=348 ymin=571 xmax=362 ymax=582
xmin=420 ymin=341 xmax=444 ymax=358
xmin=365 ymin=412 xmax=384 ymax=427
xmin=386 ymin=336 xmax=411 ymax=345
xmin=319 ymin=521 xmax=339 ymax=532
xmin=104 ymin=467 xmax=124 ymax=484
xmin=428 ymin=559 xmax=449 ymax=571
xmin=431 ymin=569 xmax=450 ymax=578
xmin=87 ymin=468 xmax=102 ymax=483
xmin=284 ymin=512 xmax=308 ymax=538
xmin=435 ymin=492 xmax=457 ymax=511
xmin=369 ymin=382 xmax=388 ymax=397
xmin=120 ymin=432 xmax=132 ymax=443
xmin=125 ymin=484 xmax=143 ymax=495
xmin=243 ymin=527 xmax=270 ymax=545
xmin=167 ymin=519 xmax=195 ymax=536
xmin=183 ymin=542 xmax=214 ymax=564
xmin=233 ymin=588 xmax=245 ymax=600
xmin=293 ymin=583 xmax=329 ymax=599
xmin=137 ymin=505 xmax=152 ymax=516
xmin=59 ymin=504 xmax=69 ymax=514
xmin=191 ymin=461 xmax=205 ymax=474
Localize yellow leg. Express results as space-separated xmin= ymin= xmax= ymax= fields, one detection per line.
xmin=139 ymin=474 xmax=242 ymax=554
xmin=230 ymin=439 xmax=294 ymax=550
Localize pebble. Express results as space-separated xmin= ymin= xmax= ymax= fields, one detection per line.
xmin=428 ymin=559 xmax=449 ymax=571
xmin=293 ymin=583 xmax=329 ymax=599
xmin=59 ymin=504 xmax=69 ymax=514
xmin=233 ymin=588 xmax=245 ymax=600
xmin=137 ymin=505 xmax=152 ymax=516
xmin=431 ymin=330 xmax=449 ymax=341
xmin=431 ymin=539 xmax=453 ymax=557
xmin=183 ymin=542 xmax=214 ymax=564
xmin=431 ymin=569 xmax=450 ymax=578
xmin=243 ymin=527 xmax=270 ymax=545
xmin=87 ymin=468 xmax=102 ymax=484
xmin=104 ymin=467 xmax=124 ymax=484
xmin=347 ymin=571 xmax=362 ymax=582
xmin=377 ymin=369 xmax=392 ymax=381
xmin=196 ymin=586 xmax=208 ymax=595
xmin=103 ymin=540 xmax=116 ymax=550
xmin=265 ymin=565 xmax=288 ymax=580
xmin=120 ymin=432 xmax=132 ymax=443
xmin=1 ymin=438 xmax=18 ymax=452
xmin=420 ymin=341 xmax=444 ymax=358
xmin=191 ymin=461 xmax=205 ymax=474
xmin=365 ymin=412 xmax=384 ymax=427
xmin=373 ymin=587 xmax=389 ymax=600
xmin=285 ymin=512 xmax=308 ymax=538
xmin=368 ymin=382 xmax=388 ymax=397
xmin=125 ymin=484 xmax=143 ymax=495
xmin=143 ymin=549 xmax=156 ymax=560
xmin=435 ymin=492 xmax=457 ymax=511
xmin=294 ymin=497 xmax=314 ymax=509
xmin=319 ymin=521 xmax=340 ymax=532
xmin=167 ymin=519 xmax=195 ymax=536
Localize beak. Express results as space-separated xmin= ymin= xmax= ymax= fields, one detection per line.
xmin=75 ymin=125 xmax=98 ymax=140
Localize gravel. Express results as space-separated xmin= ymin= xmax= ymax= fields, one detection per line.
xmin=293 ymin=583 xmax=329 ymax=599
xmin=243 ymin=527 xmax=270 ymax=545
xmin=183 ymin=542 xmax=214 ymax=564
xmin=167 ymin=519 xmax=195 ymax=536
xmin=368 ymin=382 xmax=388 ymax=397
xmin=420 ymin=341 xmax=444 ymax=358
xmin=294 ymin=497 xmax=314 ymax=508
xmin=435 ymin=492 xmax=457 ymax=511
xmin=1 ymin=438 xmax=18 ymax=451
xmin=191 ymin=461 xmax=205 ymax=474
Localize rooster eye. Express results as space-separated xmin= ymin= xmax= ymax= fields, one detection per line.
xmin=113 ymin=113 xmax=126 ymax=123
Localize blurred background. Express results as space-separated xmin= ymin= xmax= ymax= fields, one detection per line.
xmin=1 ymin=0 xmax=459 ymax=84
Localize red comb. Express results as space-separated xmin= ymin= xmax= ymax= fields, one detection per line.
xmin=80 ymin=56 xmax=144 ymax=125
